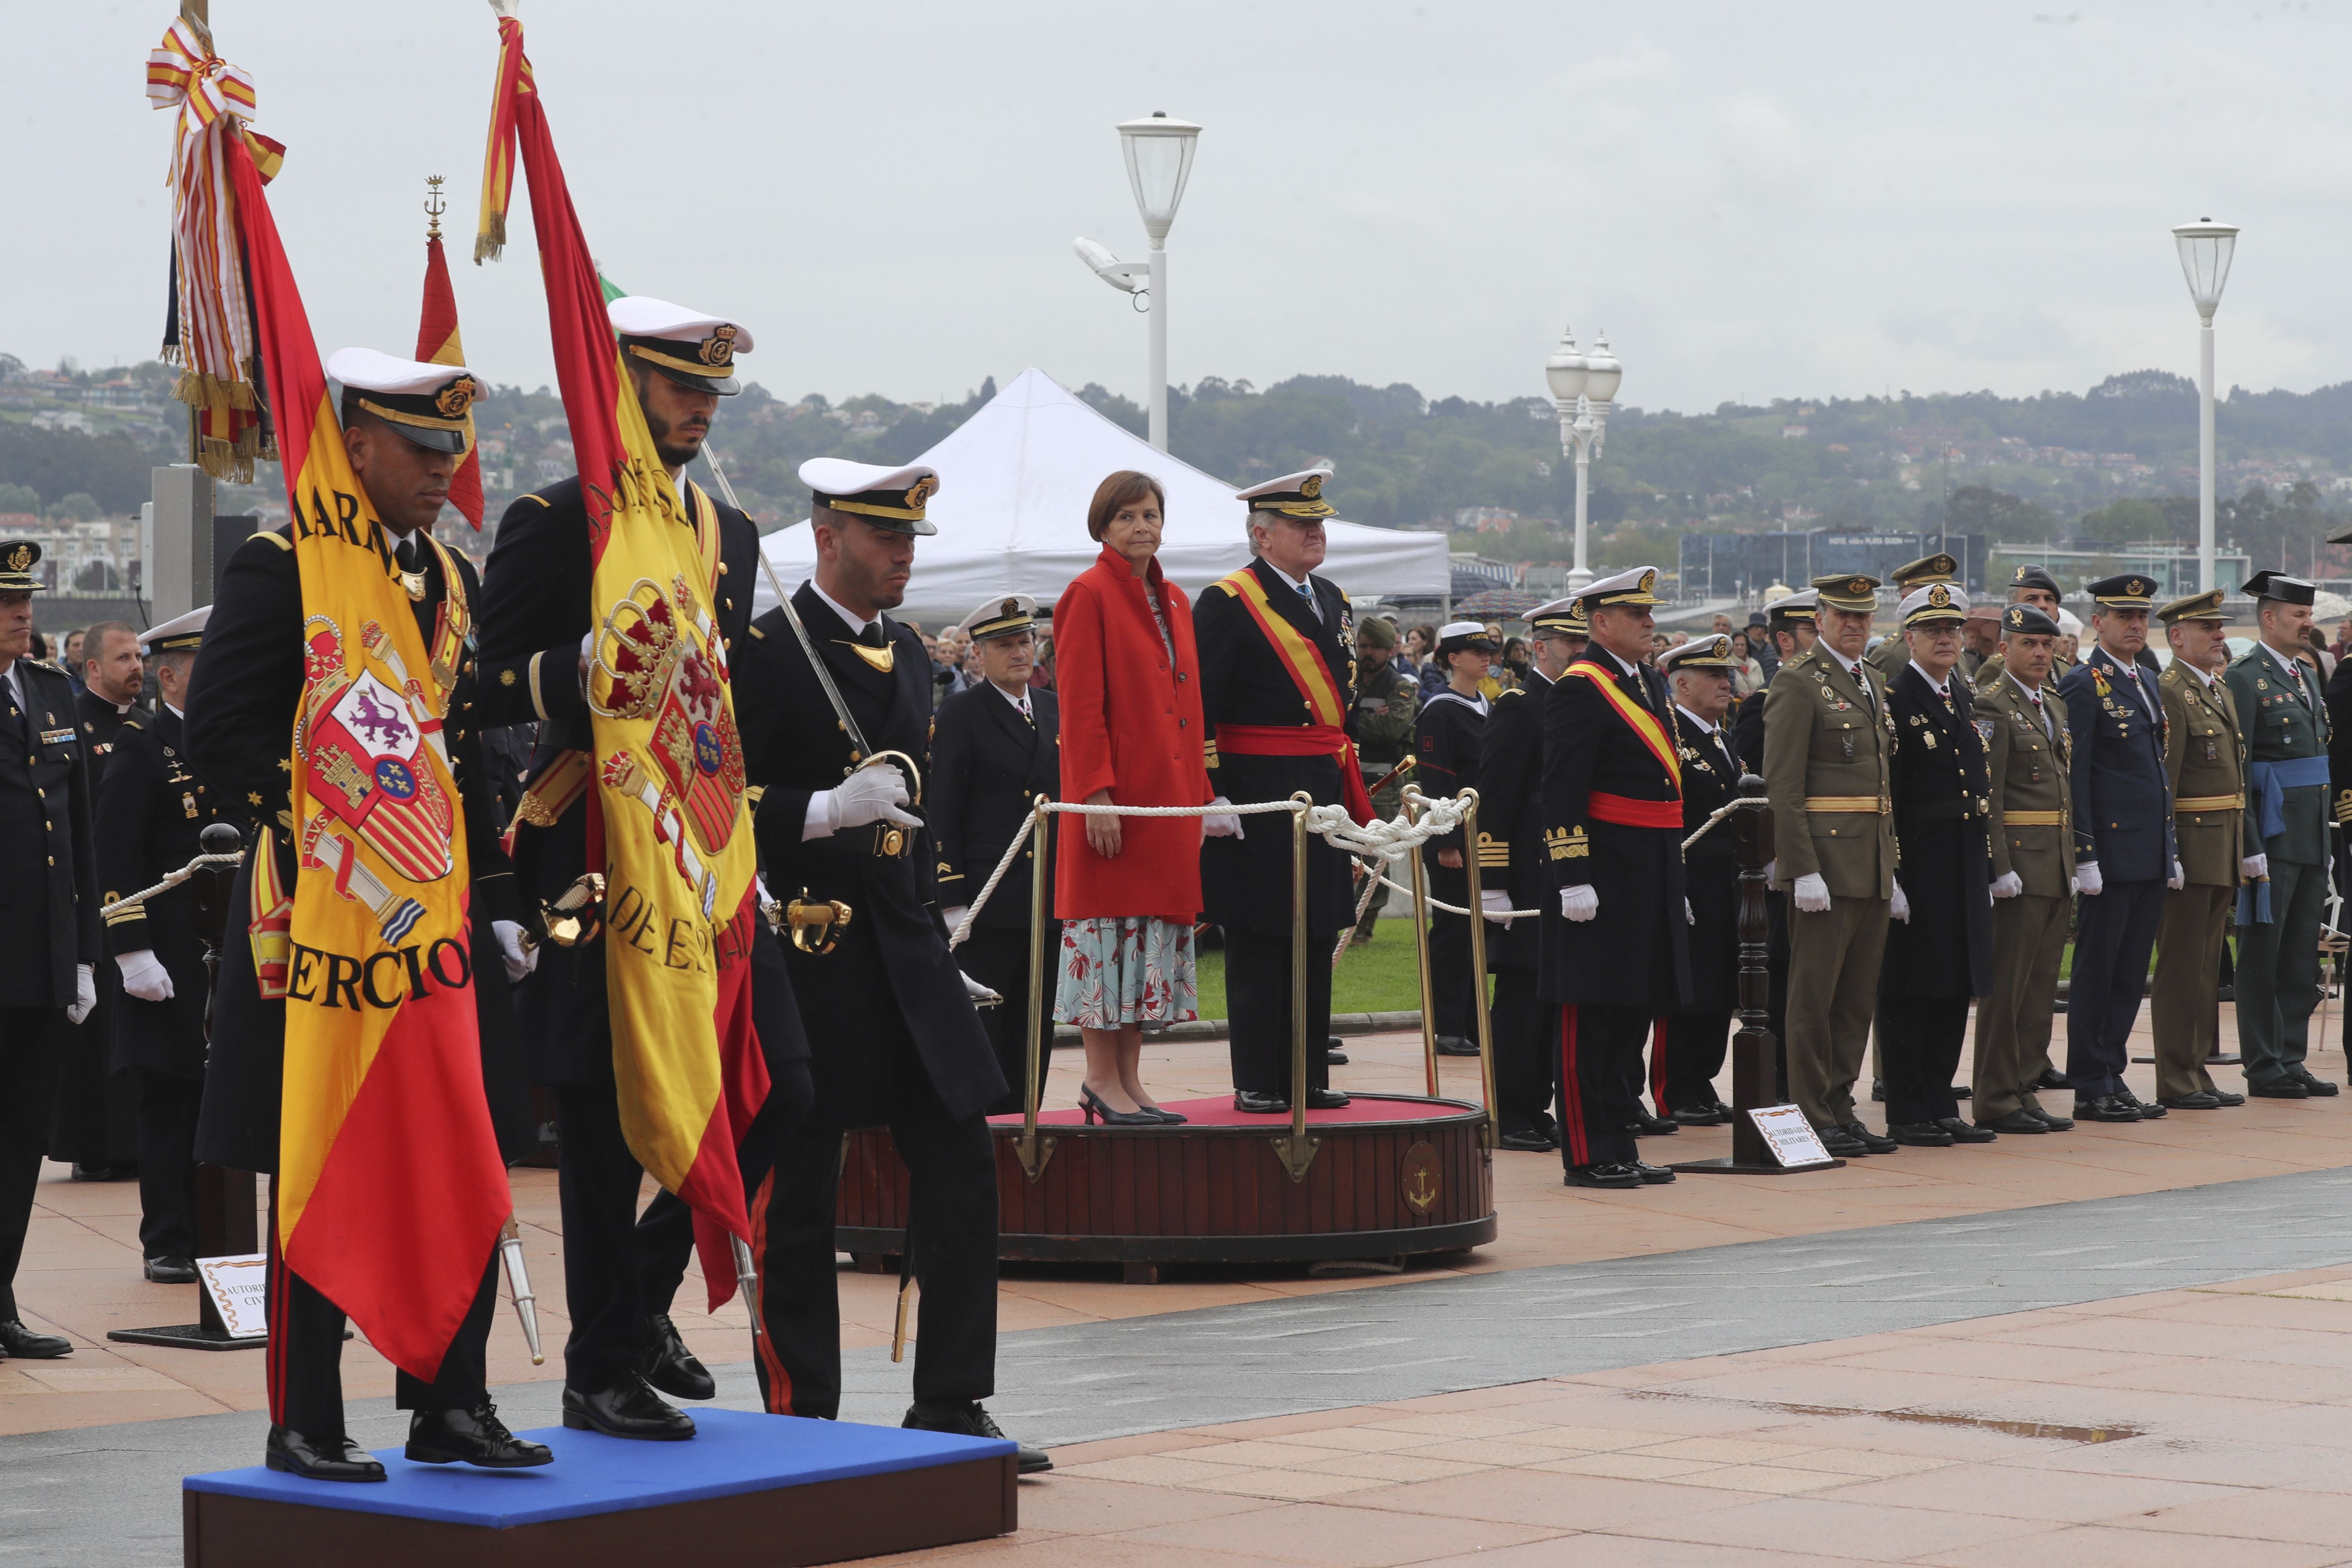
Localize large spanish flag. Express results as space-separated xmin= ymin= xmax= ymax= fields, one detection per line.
xmin=220 ymin=136 xmax=510 ymax=1381
xmin=415 ymin=230 xmax=485 ymax=528
xmin=479 ymin=12 xmax=766 ymax=1303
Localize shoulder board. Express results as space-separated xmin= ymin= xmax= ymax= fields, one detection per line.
xmin=257 ymin=530 xmax=294 ymax=552
xmin=520 ymin=491 xmax=554 ymax=509
xmin=1209 ymin=580 xmax=1240 ymax=598
xmin=749 ymin=625 xmax=766 ymax=640
xmin=121 ymin=717 xmax=144 ymax=731
xmin=1496 ymin=687 xmax=1525 ymax=701
xmin=24 ymin=658 xmax=64 ymax=677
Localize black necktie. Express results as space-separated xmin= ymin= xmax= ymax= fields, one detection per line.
xmin=395 ymin=536 xmax=418 ymax=572
xmin=858 ymin=622 xmax=887 ymax=649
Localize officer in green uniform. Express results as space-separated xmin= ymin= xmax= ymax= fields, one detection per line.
xmin=2153 ymin=589 xmax=2254 ymax=1110
xmin=1866 ymin=553 xmax=1958 ymax=677
xmin=2225 ymin=570 xmax=2336 ymax=1098
xmin=1347 ymin=615 xmax=1418 ymax=946
xmin=1968 ymin=565 xmax=2063 ymax=691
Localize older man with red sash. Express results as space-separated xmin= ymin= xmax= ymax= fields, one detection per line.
xmin=1196 ymin=470 xmax=1373 ymax=1113
xmin=1540 ymin=567 xmax=1690 ymax=1188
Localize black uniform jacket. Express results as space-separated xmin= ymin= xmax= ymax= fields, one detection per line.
xmin=98 ymin=705 xmax=228 ymax=1077
xmin=1672 ymin=706 xmax=1742 ymax=1015
xmin=185 ymin=526 xmax=533 ymax=1171
xmin=1730 ymin=687 xmax=1767 ymax=775
xmin=78 ymin=687 xmax=143 ymax=769
xmin=1415 ymin=688 xmax=1486 ymax=859
xmin=472 ymin=476 xmax=807 ymax=1087
xmin=1538 ymin=647 xmax=1690 ymax=1012
xmin=1194 ymin=559 xmax=1358 ymax=935
xmin=1880 ymin=663 xmax=1992 ymax=999
xmin=734 ymin=585 xmax=1003 ymax=1126
xmin=1479 ymin=673 xmax=1552 ymax=972
xmin=0 ymin=658 xmax=98 ymax=1010
xmin=930 ymin=680 xmax=1058 ymax=929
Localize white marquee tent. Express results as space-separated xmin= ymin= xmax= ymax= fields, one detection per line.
xmin=750 ymin=368 xmax=1448 ymax=625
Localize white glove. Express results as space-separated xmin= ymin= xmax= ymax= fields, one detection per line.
xmin=1792 ymin=872 xmax=1831 ymax=913
xmin=942 ymin=905 xmax=970 ymax=935
xmin=824 ymin=764 xmax=922 ymax=833
xmin=961 ymin=969 xmax=1002 ymax=1006
xmin=1561 ymin=885 xmax=1599 ymax=922
xmin=493 ymin=919 xmax=538 ymax=984
xmin=2243 ymin=854 xmax=2269 ymax=880
xmin=116 ymin=949 xmax=175 ymax=1002
xmin=2167 ymin=859 xmax=2186 ymax=892
xmin=1890 ymin=881 xmax=1911 ymax=923
xmin=1762 ymin=859 xmax=1776 ymax=886
xmin=1479 ymin=889 xmax=1513 ymax=924
xmin=67 ymin=962 xmax=96 ymax=1025
xmin=1202 ymin=796 xmax=1246 ymax=839
xmin=1685 ymin=897 xmax=1696 ymax=926
xmin=1990 ymin=871 xmax=2023 ymax=900
xmin=2075 ymin=861 xmax=2103 ymax=897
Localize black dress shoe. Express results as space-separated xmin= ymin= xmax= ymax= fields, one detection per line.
xmin=1233 ymin=1090 xmax=1290 ymax=1114
xmin=1630 ymin=1160 xmax=1676 ymax=1184
xmin=2074 ymin=1094 xmax=2143 ymax=1121
xmin=407 ymin=1401 xmax=554 ymax=1468
xmin=1869 ymin=1078 xmax=1886 ymax=1102
xmin=2029 ymin=1106 xmax=2075 ymax=1131
xmin=2250 ymin=1078 xmax=2311 ymax=1099
xmin=1631 ymin=1111 xmax=1679 ymax=1136
xmin=70 ymin=1162 xmax=136 ymax=1182
xmin=1305 ymin=1087 xmax=1351 ymax=1110
xmin=143 ymin=1255 xmax=197 ymax=1284
xmin=1815 ymin=1124 xmax=1870 ymax=1158
xmin=1887 ymin=1121 xmax=1956 ymax=1147
xmin=2114 ymin=1090 xmax=2166 ymax=1119
xmin=1323 ymin=1045 xmax=1349 ymax=1067
xmin=2034 ymin=1067 xmax=2071 ymax=1090
xmin=1498 ymin=1127 xmax=1555 ymax=1152
xmin=562 ymin=1372 xmax=696 ymax=1441
xmin=2293 ymin=1072 xmax=2340 ymax=1097
xmin=1952 ymin=1084 xmax=1972 ymax=1100
xmin=1981 ymin=1109 xmax=2048 ymax=1134
xmin=1433 ymin=1034 xmax=1480 ymax=1057
xmin=1840 ymin=1122 xmax=1898 ymax=1155
xmin=1936 ymin=1116 xmax=1997 ymax=1144
xmin=0 ymin=1320 xmax=70 ymax=1358
xmin=1671 ymin=1104 xmax=1725 ymax=1127
xmin=2210 ymin=1089 xmax=2246 ymax=1107
xmin=265 ymin=1424 xmax=386 ymax=1482
xmin=641 ymin=1311 xmax=716 ymax=1402
xmin=2158 ymin=1090 xmax=2223 ymax=1110
xmin=904 ymin=1400 xmax=1051 ymax=1474
xmin=1564 ymin=1162 xmax=1642 ymax=1188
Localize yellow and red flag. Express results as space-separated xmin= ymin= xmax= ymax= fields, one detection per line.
xmin=478 ymin=12 xmax=767 ymax=1304
xmin=220 ymin=132 xmax=511 ymax=1382
xmin=415 ymin=228 xmax=485 ymax=528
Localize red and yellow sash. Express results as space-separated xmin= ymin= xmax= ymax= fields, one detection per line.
xmin=1216 ymin=567 xmax=1374 ymax=823
xmin=1558 ymin=661 xmax=1682 ymax=796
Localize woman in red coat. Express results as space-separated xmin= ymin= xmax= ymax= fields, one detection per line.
xmin=1053 ymin=472 xmax=1234 ymax=1124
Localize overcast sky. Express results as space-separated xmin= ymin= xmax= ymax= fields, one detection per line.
xmin=13 ymin=1 xmax=2349 ymax=416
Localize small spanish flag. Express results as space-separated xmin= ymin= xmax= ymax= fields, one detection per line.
xmin=414 ymin=227 xmax=484 ymax=528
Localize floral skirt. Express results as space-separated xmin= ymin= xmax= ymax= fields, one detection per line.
xmin=1052 ymin=916 xmax=1198 ymax=1029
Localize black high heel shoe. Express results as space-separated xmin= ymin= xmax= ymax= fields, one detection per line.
xmin=1142 ymin=1104 xmax=1188 ymax=1124
xmin=1078 ymin=1084 xmax=1163 ymax=1126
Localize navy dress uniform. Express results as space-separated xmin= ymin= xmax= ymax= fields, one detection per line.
xmin=1656 ymin=636 xmax=1745 ymax=1123
xmin=729 ymin=459 xmax=1041 ymax=1468
xmin=0 ymin=539 xmax=95 ymax=1362
xmin=185 ymin=350 xmax=545 ymax=1475
xmin=96 ymin=609 xmax=224 ymax=1277
xmin=48 ymin=671 xmax=146 ymax=1178
xmin=1416 ymin=622 xmax=1495 ymax=1054
xmin=1540 ymin=568 xmax=1690 ymax=1188
xmin=2227 ymin=571 xmax=2337 ymax=1098
xmin=1865 ymin=553 xmax=1959 ymax=677
xmin=472 ymin=300 xmax=814 ymax=1434
xmin=931 ymin=593 xmax=1060 ymax=1114
xmin=1874 ymin=585 xmax=1994 ymax=1145
xmin=2056 ymin=574 xmax=2176 ymax=1120
xmin=1195 ymin=471 xmax=1362 ymax=1110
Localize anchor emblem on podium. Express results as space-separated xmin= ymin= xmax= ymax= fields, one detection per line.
xmin=1401 ymin=1141 xmax=1442 ymax=1216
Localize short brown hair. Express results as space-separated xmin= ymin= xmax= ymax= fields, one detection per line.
xmin=1087 ymin=471 xmax=1166 ymax=542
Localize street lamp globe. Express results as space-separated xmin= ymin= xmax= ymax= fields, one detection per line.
xmin=1117 ymin=113 xmax=1202 ymax=243
xmin=1544 ymin=326 xmax=1588 ymax=405
xmin=2171 ymin=219 xmax=2239 ymax=324
xmin=1582 ymin=331 xmax=1623 ymax=408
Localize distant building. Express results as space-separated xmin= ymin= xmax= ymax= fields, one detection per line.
xmin=1453 ymin=506 xmax=1517 ymax=533
xmin=1678 ymin=529 xmax=1990 ymax=603
xmin=1987 ymin=542 xmax=2251 ymax=603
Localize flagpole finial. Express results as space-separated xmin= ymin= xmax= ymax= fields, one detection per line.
xmin=425 ymin=175 xmax=446 ymax=239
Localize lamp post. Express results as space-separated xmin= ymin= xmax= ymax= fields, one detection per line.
xmin=1545 ymin=327 xmax=1622 ymax=591
xmin=2171 ymin=219 xmax=2238 ymax=593
xmin=1073 ymin=113 xmax=1200 ymax=451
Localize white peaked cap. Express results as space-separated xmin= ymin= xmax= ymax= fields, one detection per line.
xmin=606 ymin=295 xmax=754 ymax=351
xmin=324 ymin=346 xmax=472 ymax=394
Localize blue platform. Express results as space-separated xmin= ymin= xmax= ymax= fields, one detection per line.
xmin=183 ymin=1409 xmax=1014 ymax=1529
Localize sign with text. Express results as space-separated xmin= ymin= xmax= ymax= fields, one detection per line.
xmin=1746 ymin=1104 xmax=1837 ymax=1168
xmin=196 ymin=1253 xmax=269 ymax=1340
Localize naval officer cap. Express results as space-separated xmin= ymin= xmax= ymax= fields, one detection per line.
xmin=1889 ymin=551 xmax=1959 ymax=590
xmin=326 ymin=346 xmax=481 ymax=455
xmin=2157 ymin=588 xmax=2227 ymax=625
xmin=1435 ymin=620 xmax=1498 ymax=655
xmin=608 ymin=295 xmax=752 ymax=396
xmin=2010 ymin=564 xmax=2061 ymax=595
xmin=0 ymin=539 xmax=46 ymax=593
xmin=1657 ymin=634 xmax=1739 ymax=674
xmin=2242 ymin=569 xmax=2317 ymax=606
xmin=964 ymin=593 xmax=1038 ymax=642
xmin=140 ymin=605 xmax=211 ymax=655
xmin=1899 ymin=582 xmax=1968 ymax=626
xmin=2086 ymin=573 xmax=2156 ymax=610
xmin=1238 ymin=469 xmax=1336 ymax=519
xmin=2001 ymin=603 xmax=2063 ymax=638
xmin=1526 ymin=596 xmax=1589 ymax=637
xmin=800 ymin=458 xmax=940 ymax=536
xmin=1574 ymin=565 xmax=1663 ymax=613
xmin=1764 ymin=587 xmax=1818 ymax=624
xmin=1809 ymin=572 xmax=1881 ymax=613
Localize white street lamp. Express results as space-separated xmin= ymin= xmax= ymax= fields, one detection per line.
xmin=1545 ymin=326 xmax=1622 ymax=591
xmin=2171 ymin=218 xmax=2238 ymax=593
xmin=1072 ymin=113 xmax=1200 ymax=451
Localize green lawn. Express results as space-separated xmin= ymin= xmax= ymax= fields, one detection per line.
xmin=1196 ymin=916 xmax=1434 ymax=1021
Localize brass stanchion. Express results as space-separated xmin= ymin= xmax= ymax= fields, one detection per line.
xmin=1013 ymin=795 xmax=1056 ymax=1181
xmin=1404 ymin=787 xmax=1440 ymax=1097
xmin=1459 ymin=790 xmax=1500 ymax=1150
xmin=1271 ymin=793 xmax=1320 ymax=1180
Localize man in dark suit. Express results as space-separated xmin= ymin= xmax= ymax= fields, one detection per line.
xmin=1540 ymin=567 xmax=1689 ymax=1189
xmin=1656 ymin=635 xmax=1745 ymax=1126
xmin=0 ymin=539 xmax=94 ymax=1363
xmin=2056 ymin=573 xmax=2176 ymax=1123
xmin=475 ymin=297 xmax=811 ymax=1442
xmin=187 ymin=350 xmax=546 ymax=1478
xmin=729 ymin=457 xmax=1045 ymax=1472
xmin=96 ymin=609 xmax=224 ymax=1283
xmin=1195 ymin=469 xmax=1363 ymax=1113
xmin=934 ymin=592 xmax=1060 ymax=1114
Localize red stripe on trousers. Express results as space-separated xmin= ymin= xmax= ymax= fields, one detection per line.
xmin=1651 ymin=1017 xmax=1669 ymax=1111
xmin=749 ymin=1168 xmax=792 ymax=1414
xmin=1560 ymin=1005 xmax=1589 ymax=1165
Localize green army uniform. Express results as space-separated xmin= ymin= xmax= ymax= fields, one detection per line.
xmin=1970 ymin=651 xmax=2075 ymax=1124
xmin=2224 ymin=582 xmax=2335 ymax=1094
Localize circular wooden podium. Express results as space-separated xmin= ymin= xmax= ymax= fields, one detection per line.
xmin=837 ymin=1094 xmax=1495 ymax=1281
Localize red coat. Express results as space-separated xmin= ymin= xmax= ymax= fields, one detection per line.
xmin=1053 ymin=546 xmax=1213 ymax=921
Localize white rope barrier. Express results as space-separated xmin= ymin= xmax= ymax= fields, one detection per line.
xmin=98 ymin=851 xmax=243 ymax=920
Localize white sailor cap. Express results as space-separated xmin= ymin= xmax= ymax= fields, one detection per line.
xmin=800 ymin=458 xmax=940 ymax=536
xmin=608 ymin=295 xmax=751 ymax=395
xmin=1898 ymin=582 xmax=1969 ymax=626
xmin=1573 ymin=566 xmax=1663 ymax=611
xmin=964 ymin=593 xmax=1038 ymax=641
xmin=1237 ymin=469 xmax=1335 ymax=519
xmin=140 ymin=605 xmax=211 ymax=655
xmin=1435 ymin=620 xmax=1498 ymax=653
xmin=326 ymin=347 xmax=481 ymax=454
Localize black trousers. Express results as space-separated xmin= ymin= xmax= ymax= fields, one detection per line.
xmin=1879 ymin=995 xmax=1969 ymax=1124
xmin=0 ymin=1008 xmax=64 ymax=1323
xmin=1427 ymin=863 xmax=1476 ymax=1040
xmin=635 ymin=1058 xmax=814 ymax=1322
xmin=46 ymin=1004 xmax=138 ymax=1169
xmin=1226 ymin=932 xmax=1337 ymax=1097
xmin=1657 ymin=1011 xmax=1733 ymax=1114
xmin=265 ymin=1177 xmax=499 ymax=1439
xmin=135 ymin=1070 xmax=203 ymax=1261
xmin=958 ymin=926 xmax=1053 ymax=1116
xmin=1556 ymin=1004 xmax=1645 ymax=1169
xmin=1488 ymin=968 xmax=1554 ymax=1133
xmin=2066 ymin=877 xmax=2165 ymax=1099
